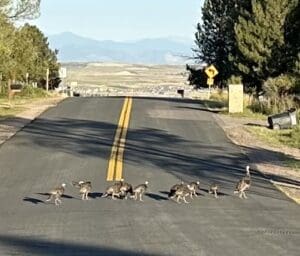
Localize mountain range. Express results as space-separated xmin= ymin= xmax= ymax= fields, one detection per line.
xmin=48 ymin=32 xmax=194 ymax=64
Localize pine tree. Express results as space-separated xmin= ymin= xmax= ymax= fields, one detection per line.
xmin=19 ymin=24 xmax=59 ymax=85
xmin=193 ymin=0 xmax=245 ymax=86
xmin=285 ymin=1 xmax=300 ymax=75
xmin=233 ymin=0 xmax=298 ymax=90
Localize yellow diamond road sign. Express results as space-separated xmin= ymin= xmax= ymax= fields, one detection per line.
xmin=205 ymin=65 xmax=219 ymax=78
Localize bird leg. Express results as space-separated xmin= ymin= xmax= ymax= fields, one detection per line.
xmin=214 ymin=190 xmax=218 ymax=198
xmin=183 ymin=196 xmax=189 ymax=204
xmin=139 ymin=193 xmax=144 ymax=202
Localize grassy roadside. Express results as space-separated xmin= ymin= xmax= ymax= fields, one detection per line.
xmin=203 ymin=92 xmax=300 ymax=172
xmin=0 ymin=87 xmax=55 ymax=119
xmin=246 ymin=125 xmax=300 ymax=171
xmin=246 ymin=125 xmax=300 ymax=149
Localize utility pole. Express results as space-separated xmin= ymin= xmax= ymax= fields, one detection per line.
xmin=26 ymin=73 xmax=29 ymax=85
xmin=46 ymin=68 xmax=49 ymax=91
xmin=0 ymin=73 xmax=2 ymax=94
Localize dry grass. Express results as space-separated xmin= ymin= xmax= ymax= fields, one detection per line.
xmin=0 ymin=105 xmax=26 ymax=118
xmin=246 ymin=125 xmax=300 ymax=149
xmin=64 ymin=63 xmax=187 ymax=89
xmin=0 ymin=96 xmax=51 ymax=119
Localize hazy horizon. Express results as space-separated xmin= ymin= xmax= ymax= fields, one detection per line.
xmin=26 ymin=0 xmax=203 ymax=41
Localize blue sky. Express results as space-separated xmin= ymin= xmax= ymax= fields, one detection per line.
xmin=28 ymin=0 xmax=203 ymax=41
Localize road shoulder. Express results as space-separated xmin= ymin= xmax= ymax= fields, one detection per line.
xmin=213 ymin=113 xmax=300 ymax=204
xmin=0 ymin=96 xmax=66 ymax=145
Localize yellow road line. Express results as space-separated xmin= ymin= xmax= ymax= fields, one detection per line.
xmin=106 ymin=97 xmax=132 ymax=181
xmin=115 ymin=97 xmax=132 ymax=180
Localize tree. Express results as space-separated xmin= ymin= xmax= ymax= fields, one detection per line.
xmin=0 ymin=0 xmax=40 ymax=20
xmin=232 ymin=0 xmax=298 ymax=91
xmin=285 ymin=1 xmax=300 ymax=75
xmin=15 ymin=24 xmax=60 ymax=87
xmin=193 ymin=0 xmax=246 ymax=86
xmin=0 ymin=13 xmax=15 ymax=79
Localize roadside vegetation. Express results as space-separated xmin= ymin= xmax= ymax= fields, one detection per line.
xmin=205 ymin=89 xmax=300 ymax=150
xmin=190 ymin=0 xmax=300 ymax=151
xmin=0 ymin=1 xmax=60 ymax=118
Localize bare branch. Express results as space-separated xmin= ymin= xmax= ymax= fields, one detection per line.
xmin=0 ymin=0 xmax=40 ymax=20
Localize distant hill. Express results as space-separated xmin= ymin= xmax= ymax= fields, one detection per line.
xmin=48 ymin=32 xmax=194 ymax=64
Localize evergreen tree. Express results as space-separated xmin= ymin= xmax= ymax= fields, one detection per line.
xmin=285 ymin=0 xmax=300 ymax=75
xmin=193 ymin=0 xmax=244 ymax=86
xmin=233 ymin=0 xmax=298 ymax=91
xmin=19 ymin=24 xmax=60 ymax=85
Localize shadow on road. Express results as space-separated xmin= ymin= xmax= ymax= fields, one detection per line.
xmin=0 ymin=234 xmax=163 ymax=256
xmin=88 ymin=192 xmax=103 ymax=199
xmin=1 ymin=97 xmax=299 ymax=202
xmin=23 ymin=197 xmax=45 ymax=205
xmin=145 ymin=192 xmax=168 ymax=201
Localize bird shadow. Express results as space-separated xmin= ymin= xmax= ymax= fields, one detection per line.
xmin=36 ymin=193 xmax=75 ymax=199
xmin=199 ymin=188 xmax=210 ymax=193
xmin=160 ymin=190 xmax=206 ymax=197
xmin=145 ymin=193 xmax=168 ymax=201
xmin=23 ymin=197 xmax=45 ymax=205
xmin=199 ymin=189 xmax=230 ymax=197
xmin=159 ymin=191 xmax=170 ymax=196
xmin=88 ymin=192 xmax=103 ymax=199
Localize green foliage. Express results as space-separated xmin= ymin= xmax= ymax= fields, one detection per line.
xmin=18 ymin=24 xmax=60 ymax=84
xmin=248 ymin=74 xmax=298 ymax=115
xmin=0 ymin=14 xmax=14 ymax=76
xmin=285 ymin=2 xmax=300 ymax=73
xmin=290 ymin=125 xmax=300 ymax=148
xmin=193 ymin=0 xmax=300 ymax=96
xmin=186 ymin=65 xmax=207 ymax=88
xmin=263 ymin=74 xmax=297 ymax=97
xmin=194 ymin=0 xmax=242 ymax=86
xmin=18 ymin=85 xmax=48 ymax=98
xmin=0 ymin=13 xmax=59 ymax=90
xmin=228 ymin=75 xmax=242 ymax=84
xmin=233 ymin=0 xmax=298 ymax=90
xmin=248 ymin=124 xmax=300 ymax=149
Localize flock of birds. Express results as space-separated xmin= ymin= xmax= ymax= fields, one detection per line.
xmin=45 ymin=165 xmax=251 ymax=206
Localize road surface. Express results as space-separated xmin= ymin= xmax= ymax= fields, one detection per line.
xmin=0 ymin=97 xmax=299 ymax=256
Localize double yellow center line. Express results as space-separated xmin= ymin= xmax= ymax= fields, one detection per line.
xmin=106 ymin=97 xmax=133 ymax=181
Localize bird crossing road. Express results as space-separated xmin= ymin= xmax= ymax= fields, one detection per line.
xmin=0 ymin=97 xmax=299 ymax=256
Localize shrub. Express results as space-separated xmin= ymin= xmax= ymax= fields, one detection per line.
xmin=18 ymin=86 xmax=48 ymax=98
xmin=249 ymin=75 xmax=299 ymax=115
xmin=228 ymin=75 xmax=242 ymax=84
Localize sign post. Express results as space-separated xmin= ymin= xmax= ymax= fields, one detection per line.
xmin=46 ymin=68 xmax=49 ymax=91
xmin=0 ymin=73 xmax=2 ymax=94
xmin=205 ymin=64 xmax=219 ymax=98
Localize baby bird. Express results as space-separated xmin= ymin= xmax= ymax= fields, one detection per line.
xmin=173 ymin=185 xmax=191 ymax=204
xmin=132 ymin=181 xmax=149 ymax=201
xmin=102 ymin=182 xmax=122 ymax=200
xmin=46 ymin=183 xmax=66 ymax=205
xmin=168 ymin=181 xmax=185 ymax=199
xmin=187 ymin=181 xmax=200 ymax=199
xmin=234 ymin=165 xmax=251 ymax=199
xmin=72 ymin=181 xmax=92 ymax=200
xmin=208 ymin=183 xmax=219 ymax=198
xmin=119 ymin=178 xmax=133 ymax=199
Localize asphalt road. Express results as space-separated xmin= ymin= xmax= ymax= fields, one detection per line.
xmin=0 ymin=97 xmax=299 ymax=256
